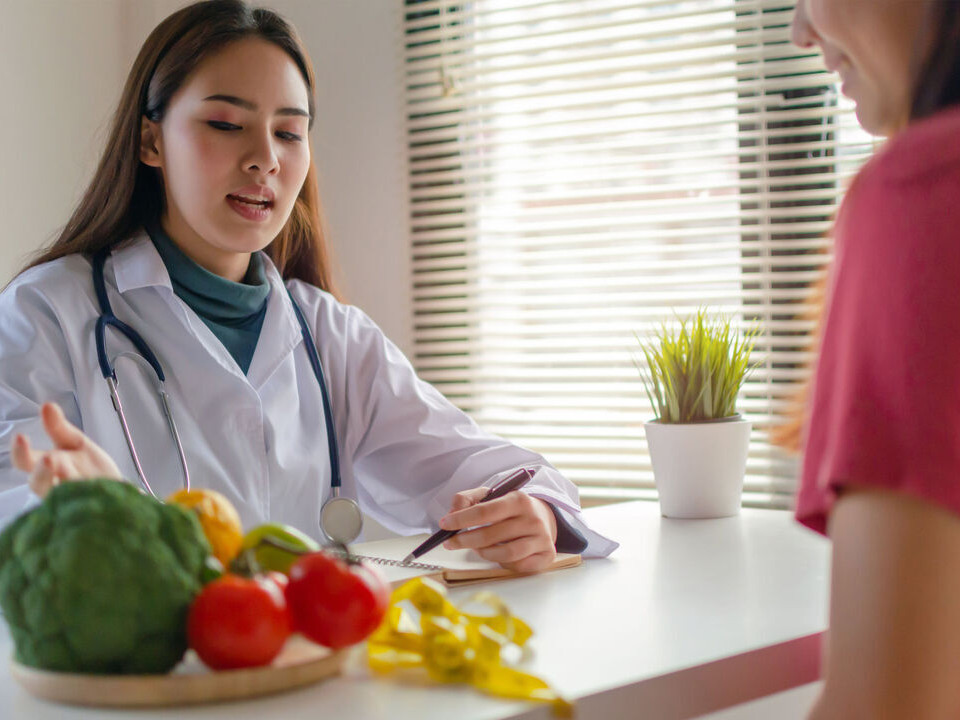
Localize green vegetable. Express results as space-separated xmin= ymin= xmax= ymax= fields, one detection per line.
xmin=0 ymin=479 xmax=211 ymax=674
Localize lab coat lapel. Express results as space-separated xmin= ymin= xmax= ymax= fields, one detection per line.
xmin=244 ymin=256 xmax=302 ymax=391
xmin=111 ymin=233 xmax=257 ymax=381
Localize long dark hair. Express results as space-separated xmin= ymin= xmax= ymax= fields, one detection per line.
xmin=773 ymin=0 xmax=960 ymax=452
xmin=912 ymin=1 xmax=960 ymax=119
xmin=20 ymin=0 xmax=339 ymax=295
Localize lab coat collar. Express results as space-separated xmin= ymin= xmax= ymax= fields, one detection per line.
xmin=110 ymin=230 xmax=305 ymax=391
xmin=112 ymin=231 xmax=173 ymax=294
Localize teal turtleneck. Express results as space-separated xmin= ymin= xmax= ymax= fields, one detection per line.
xmin=144 ymin=219 xmax=270 ymax=375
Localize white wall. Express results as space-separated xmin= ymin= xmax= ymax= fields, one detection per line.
xmin=0 ymin=0 xmax=127 ymax=284
xmin=0 ymin=0 xmax=412 ymax=354
xmin=278 ymin=0 xmax=411 ymax=354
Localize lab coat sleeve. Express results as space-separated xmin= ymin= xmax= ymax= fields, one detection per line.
xmin=329 ymin=302 xmax=618 ymax=558
xmin=0 ymin=274 xmax=83 ymax=530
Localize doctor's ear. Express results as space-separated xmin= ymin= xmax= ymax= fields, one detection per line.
xmin=139 ymin=117 xmax=163 ymax=168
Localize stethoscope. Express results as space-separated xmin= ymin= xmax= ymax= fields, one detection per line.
xmin=91 ymin=246 xmax=364 ymax=545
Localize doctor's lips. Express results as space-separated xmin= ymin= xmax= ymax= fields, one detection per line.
xmin=226 ymin=185 xmax=275 ymax=222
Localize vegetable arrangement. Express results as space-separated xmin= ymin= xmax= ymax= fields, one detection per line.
xmin=0 ymin=479 xmax=390 ymax=675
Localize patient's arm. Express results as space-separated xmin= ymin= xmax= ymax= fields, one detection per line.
xmin=810 ymin=488 xmax=960 ymax=719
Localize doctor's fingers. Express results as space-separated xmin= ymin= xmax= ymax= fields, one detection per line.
xmin=444 ymin=515 xmax=533 ymax=551
xmin=440 ymin=490 xmax=531 ymax=531
xmin=39 ymin=404 xmax=123 ymax=479
xmin=27 ymin=451 xmax=118 ymax=498
xmin=27 ymin=456 xmax=62 ymax=499
xmin=41 ymin=402 xmax=86 ymax=451
xmin=44 ymin=445 xmax=122 ymax=482
xmin=449 ymin=487 xmax=489 ymax=512
xmin=12 ymin=436 xmax=68 ymax=497
xmin=475 ymin=535 xmax=556 ymax=569
xmin=11 ymin=434 xmax=39 ymax=473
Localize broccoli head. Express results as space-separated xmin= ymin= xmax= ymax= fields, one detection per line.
xmin=0 ymin=479 xmax=211 ymax=674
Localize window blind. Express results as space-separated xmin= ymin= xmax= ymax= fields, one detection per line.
xmin=403 ymin=0 xmax=878 ymax=508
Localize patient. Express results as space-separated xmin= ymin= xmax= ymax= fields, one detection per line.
xmin=781 ymin=1 xmax=960 ymax=717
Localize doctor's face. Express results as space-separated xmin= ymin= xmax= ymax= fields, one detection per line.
xmin=140 ymin=37 xmax=312 ymax=281
xmin=791 ymin=0 xmax=930 ymax=136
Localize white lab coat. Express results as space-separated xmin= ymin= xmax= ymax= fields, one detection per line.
xmin=0 ymin=231 xmax=616 ymax=556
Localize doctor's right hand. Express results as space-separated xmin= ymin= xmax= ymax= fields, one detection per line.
xmin=11 ymin=402 xmax=122 ymax=499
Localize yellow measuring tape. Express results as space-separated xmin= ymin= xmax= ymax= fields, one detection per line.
xmin=367 ymin=577 xmax=573 ymax=717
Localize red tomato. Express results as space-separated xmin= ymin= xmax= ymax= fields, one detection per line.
xmin=187 ymin=574 xmax=291 ymax=670
xmin=285 ymin=552 xmax=390 ymax=649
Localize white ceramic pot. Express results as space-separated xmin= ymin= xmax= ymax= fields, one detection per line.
xmin=643 ymin=416 xmax=752 ymax=519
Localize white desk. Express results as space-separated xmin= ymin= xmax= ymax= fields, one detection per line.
xmin=0 ymin=501 xmax=830 ymax=719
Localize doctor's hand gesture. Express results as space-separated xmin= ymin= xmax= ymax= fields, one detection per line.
xmin=11 ymin=402 xmax=122 ymax=499
xmin=440 ymin=488 xmax=559 ymax=573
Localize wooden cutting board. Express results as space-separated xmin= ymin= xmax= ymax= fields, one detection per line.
xmin=9 ymin=634 xmax=346 ymax=708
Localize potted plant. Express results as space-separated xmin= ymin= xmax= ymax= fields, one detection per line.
xmin=636 ymin=309 xmax=759 ymax=519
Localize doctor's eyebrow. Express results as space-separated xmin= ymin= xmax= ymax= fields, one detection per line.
xmin=202 ymin=94 xmax=310 ymax=119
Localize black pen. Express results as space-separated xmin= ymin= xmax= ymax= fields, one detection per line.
xmin=403 ymin=467 xmax=536 ymax=563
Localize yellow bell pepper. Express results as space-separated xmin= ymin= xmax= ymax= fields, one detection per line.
xmin=166 ymin=488 xmax=243 ymax=567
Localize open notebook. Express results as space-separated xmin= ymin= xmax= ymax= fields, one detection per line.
xmin=344 ymin=534 xmax=582 ymax=587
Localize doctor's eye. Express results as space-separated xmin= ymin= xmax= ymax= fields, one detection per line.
xmin=276 ymin=131 xmax=303 ymax=143
xmin=207 ymin=121 xmax=240 ymax=131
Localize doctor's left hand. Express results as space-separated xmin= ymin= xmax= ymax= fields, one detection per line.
xmin=440 ymin=489 xmax=558 ymax=573
xmin=11 ymin=402 xmax=123 ymax=499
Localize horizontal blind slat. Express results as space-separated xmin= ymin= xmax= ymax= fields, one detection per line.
xmin=405 ymin=4 xmax=793 ymax=63
xmin=405 ymin=0 xmax=867 ymax=509
xmin=405 ymin=0 xmax=791 ymax=29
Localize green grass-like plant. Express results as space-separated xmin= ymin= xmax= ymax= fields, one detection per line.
xmin=635 ymin=309 xmax=759 ymax=424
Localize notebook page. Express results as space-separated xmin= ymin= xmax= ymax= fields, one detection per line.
xmin=349 ymin=535 xmax=582 ymax=585
xmin=355 ymin=534 xmax=498 ymax=566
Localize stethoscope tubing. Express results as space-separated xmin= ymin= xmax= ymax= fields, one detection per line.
xmin=93 ymin=250 xmax=166 ymax=383
xmin=287 ymin=289 xmax=342 ymax=492
xmin=90 ymin=246 xmax=347 ymax=528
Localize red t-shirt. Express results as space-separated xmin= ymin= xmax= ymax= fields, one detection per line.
xmin=796 ymin=104 xmax=960 ymax=536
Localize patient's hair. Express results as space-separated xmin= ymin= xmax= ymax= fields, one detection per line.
xmin=773 ymin=0 xmax=960 ymax=453
xmin=912 ymin=0 xmax=960 ymax=120
xmin=19 ymin=0 xmax=339 ymax=296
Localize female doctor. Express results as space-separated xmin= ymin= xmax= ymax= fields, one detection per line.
xmin=0 ymin=0 xmax=615 ymax=569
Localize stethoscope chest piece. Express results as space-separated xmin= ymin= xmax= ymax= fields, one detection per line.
xmin=320 ymin=492 xmax=363 ymax=544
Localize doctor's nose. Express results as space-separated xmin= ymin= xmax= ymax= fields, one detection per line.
xmin=791 ymin=0 xmax=818 ymax=49
xmin=243 ymin=133 xmax=280 ymax=176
